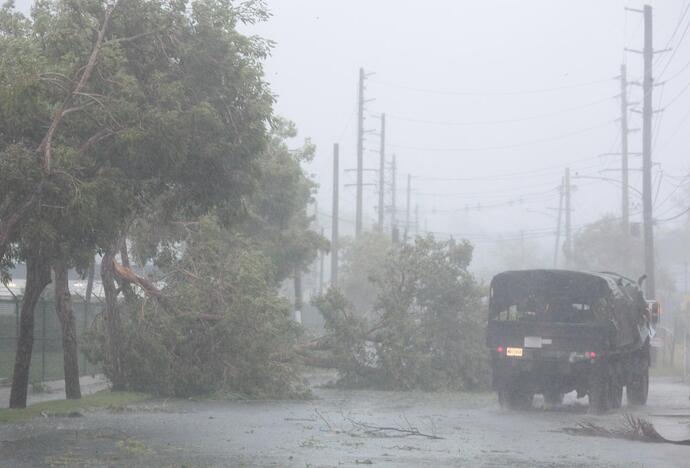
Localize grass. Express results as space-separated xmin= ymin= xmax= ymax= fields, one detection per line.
xmin=0 ymin=390 xmax=150 ymax=424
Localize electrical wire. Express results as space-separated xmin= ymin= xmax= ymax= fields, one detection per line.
xmin=367 ymin=77 xmax=612 ymax=97
xmin=372 ymin=96 xmax=614 ymax=127
xmin=656 ymin=206 xmax=690 ymax=223
xmin=662 ymin=78 xmax=690 ymax=108
xmin=413 ymin=158 xmax=606 ymax=182
xmin=657 ymin=3 xmax=690 ymax=78
xmin=388 ymin=120 xmax=614 ymax=153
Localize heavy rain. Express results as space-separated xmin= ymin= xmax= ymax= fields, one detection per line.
xmin=1 ymin=0 xmax=690 ymax=467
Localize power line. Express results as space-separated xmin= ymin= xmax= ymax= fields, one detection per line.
xmin=413 ymin=158 xmax=605 ymax=182
xmin=662 ymin=78 xmax=690 ymax=108
xmin=656 ymin=206 xmax=690 ymax=223
xmin=657 ymin=3 xmax=690 ymax=77
xmin=372 ymin=96 xmax=614 ymax=127
xmin=367 ymin=77 xmax=613 ymax=97
xmin=388 ymin=120 xmax=614 ymax=153
xmin=661 ymin=55 xmax=690 ymax=82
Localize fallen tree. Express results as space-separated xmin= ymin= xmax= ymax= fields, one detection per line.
xmin=313 ymin=236 xmax=490 ymax=391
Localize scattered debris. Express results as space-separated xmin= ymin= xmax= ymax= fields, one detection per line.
xmin=563 ymin=414 xmax=690 ymax=445
xmin=344 ymin=416 xmax=444 ymax=440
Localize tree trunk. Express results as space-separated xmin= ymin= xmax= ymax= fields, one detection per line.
xmin=101 ymin=246 xmax=125 ymax=390
xmin=9 ymin=253 xmax=51 ymax=408
xmin=53 ymin=260 xmax=81 ymax=399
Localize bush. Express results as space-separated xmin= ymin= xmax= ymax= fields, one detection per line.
xmin=315 ymin=235 xmax=490 ymax=391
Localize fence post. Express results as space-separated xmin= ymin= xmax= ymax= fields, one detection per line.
xmin=15 ymin=297 xmax=19 ymax=341
xmin=41 ymin=300 xmax=46 ymax=382
xmin=82 ymin=301 xmax=88 ymax=374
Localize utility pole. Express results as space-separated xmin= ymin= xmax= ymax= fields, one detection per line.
xmin=356 ymin=68 xmax=365 ymax=237
xmin=378 ymin=113 xmax=386 ymax=232
xmin=404 ymin=174 xmax=411 ymax=243
xmin=319 ymin=227 xmax=324 ymax=295
xmin=294 ymin=270 xmax=302 ymax=324
xmin=620 ymin=64 xmax=630 ymax=233
xmin=391 ymin=154 xmax=398 ymax=242
xmin=565 ymin=168 xmax=572 ymax=268
xmin=414 ymin=205 xmax=419 ymax=236
xmin=626 ymin=4 xmax=657 ymax=297
xmin=641 ymin=4 xmax=656 ymax=298
xmin=553 ymin=177 xmax=565 ymax=268
xmin=331 ymin=143 xmax=339 ymax=287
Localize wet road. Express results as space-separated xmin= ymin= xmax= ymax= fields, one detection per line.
xmin=1 ymin=374 xmax=689 ymax=467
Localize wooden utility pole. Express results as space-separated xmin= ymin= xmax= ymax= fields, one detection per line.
xmin=620 ymin=64 xmax=630 ymax=233
xmin=641 ymin=4 xmax=656 ymax=298
xmin=414 ymin=205 xmax=419 ymax=236
xmin=331 ymin=143 xmax=339 ymax=287
xmin=378 ymin=113 xmax=386 ymax=232
xmin=356 ymin=68 xmax=365 ymax=237
xmin=565 ymin=168 xmax=572 ymax=268
xmin=293 ymin=270 xmax=302 ymax=323
xmin=553 ymin=177 xmax=565 ymax=268
xmin=391 ymin=154 xmax=398 ymax=242
xmin=404 ymin=174 xmax=411 ymax=243
xmin=319 ymin=227 xmax=324 ymax=295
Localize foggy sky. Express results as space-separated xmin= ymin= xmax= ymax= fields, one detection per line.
xmin=248 ymin=0 xmax=689 ymax=274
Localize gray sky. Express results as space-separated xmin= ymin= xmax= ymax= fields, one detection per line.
xmin=14 ymin=0 xmax=690 ymax=273
xmin=248 ymin=0 xmax=690 ymax=272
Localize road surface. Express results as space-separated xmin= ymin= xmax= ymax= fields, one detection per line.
xmin=1 ymin=372 xmax=689 ymax=467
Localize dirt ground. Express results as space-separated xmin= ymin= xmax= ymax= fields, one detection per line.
xmin=1 ymin=372 xmax=690 ymax=467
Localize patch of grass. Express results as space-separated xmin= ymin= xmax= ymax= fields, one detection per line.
xmin=0 ymin=390 xmax=150 ymax=424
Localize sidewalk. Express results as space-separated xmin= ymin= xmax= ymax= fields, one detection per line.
xmin=0 ymin=374 xmax=109 ymax=408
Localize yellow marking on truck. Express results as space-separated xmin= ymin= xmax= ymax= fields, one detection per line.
xmin=506 ymin=347 xmax=523 ymax=357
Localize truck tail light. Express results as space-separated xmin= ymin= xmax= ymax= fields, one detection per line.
xmin=497 ymin=346 xmax=504 ymax=354
xmin=587 ymin=351 xmax=596 ymax=359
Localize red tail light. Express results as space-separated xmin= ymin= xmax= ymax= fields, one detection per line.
xmin=587 ymin=351 xmax=596 ymax=359
xmin=497 ymin=346 xmax=504 ymax=354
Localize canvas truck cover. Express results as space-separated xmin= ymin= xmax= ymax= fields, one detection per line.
xmin=489 ymin=269 xmax=645 ymax=349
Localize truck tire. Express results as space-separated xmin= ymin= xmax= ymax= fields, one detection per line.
xmin=627 ymin=366 xmax=649 ymax=406
xmin=543 ymin=390 xmax=564 ymax=406
xmin=608 ymin=379 xmax=623 ymax=409
xmin=498 ymin=380 xmax=533 ymax=410
xmin=589 ymin=367 xmax=610 ymax=414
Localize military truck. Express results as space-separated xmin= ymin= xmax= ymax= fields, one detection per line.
xmin=486 ymin=269 xmax=658 ymax=413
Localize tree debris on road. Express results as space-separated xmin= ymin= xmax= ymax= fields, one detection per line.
xmin=563 ymin=414 xmax=690 ymax=445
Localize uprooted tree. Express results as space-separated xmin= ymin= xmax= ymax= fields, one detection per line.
xmin=86 ymin=216 xmax=309 ymax=398
xmin=313 ymin=235 xmax=490 ymax=391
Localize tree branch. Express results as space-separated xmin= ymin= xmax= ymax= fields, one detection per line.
xmin=37 ymin=3 xmax=117 ymax=174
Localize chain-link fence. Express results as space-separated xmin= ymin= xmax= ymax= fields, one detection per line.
xmin=0 ymin=295 xmax=102 ymax=384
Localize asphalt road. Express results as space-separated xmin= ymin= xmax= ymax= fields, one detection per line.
xmin=1 ymin=373 xmax=690 ymax=467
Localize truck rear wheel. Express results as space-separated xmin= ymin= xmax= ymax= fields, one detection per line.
xmin=498 ymin=380 xmax=533 ymax=410
xmin=627 ymin=366 xmax=649 ymax=406
xmin=608 ymin=380 xmax=623 ymax=409
xmin=543 ymin=390 xmax=564 ymax=406
xmin=588 ymin=367 xmax=610 ymax=414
